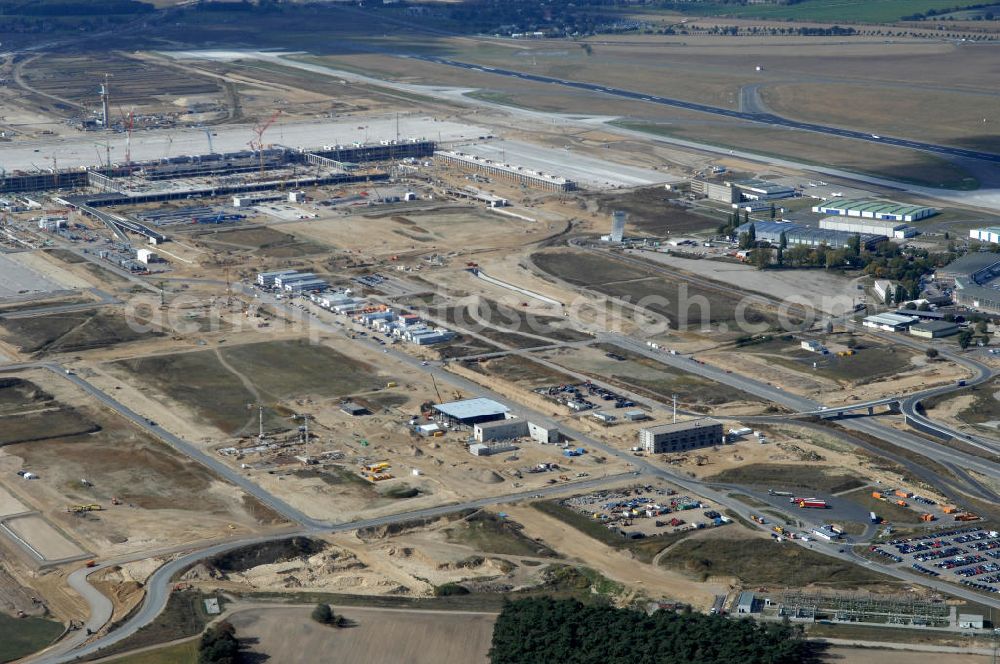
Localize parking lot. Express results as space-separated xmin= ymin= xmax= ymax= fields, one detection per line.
xmin=534 ymin=380 xmax=637 ymax=413
xmin=872 ymin=527 xmax=1000 ymax=594
xmin=561 ymin=484 xmax=730 ymax=537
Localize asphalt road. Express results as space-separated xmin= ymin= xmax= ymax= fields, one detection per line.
xmin=410 ymin=55 xmax=1000 ymax=165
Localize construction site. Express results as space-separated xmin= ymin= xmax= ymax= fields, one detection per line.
xmin=1 ymin=12 xmax=1000 ymax=663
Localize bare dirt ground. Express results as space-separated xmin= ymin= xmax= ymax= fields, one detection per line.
xmin=228 ymin=605 xmax=495 ymax=664
xmin=4 ymin=515 xmax=86 ymax=562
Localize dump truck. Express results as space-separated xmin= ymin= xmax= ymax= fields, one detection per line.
xmin=943 ymin=505 xmax=959 ymax=514
xmin=894 ymin=489 xmax=913 ymax=499
xmin=920 ymin=514 xmax=935 ymax=522
xmin=872 ymin=491 xmax=884 ymax=500
xmin=895 ymin=500 xmax=908 ymax=507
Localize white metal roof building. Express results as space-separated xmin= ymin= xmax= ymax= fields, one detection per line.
xmin=812 ymin=199 xmax=936 ymax=222
xmin=435 ymin=150 xmax=577 ymax=192
xmin=862 ymin=312 xmax=918 ymax=332
xmin=433 ymin=398 xmax=510 ymax=425
xmin=819 ymin=217 xmax=916 ymax=239
xmin=969 ymin=227 xmax=1000 ymax=245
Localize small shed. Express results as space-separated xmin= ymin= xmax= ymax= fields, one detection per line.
xmin=340 ymin=402 xmax=369 ymax=416
xmin=736 ymin=592 xmax=758 ymax=614
xmin=959 ymin=614 xmax=984 ymax=629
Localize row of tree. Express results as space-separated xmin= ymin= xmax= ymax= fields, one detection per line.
xmin=199 ymin=621 xmax=240 ymax=664
xmin=489 ymin=597 xmax=818 ymax=664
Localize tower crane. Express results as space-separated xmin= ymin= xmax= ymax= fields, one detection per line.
xmin=251 ymin=110 xmax=281 ymax=177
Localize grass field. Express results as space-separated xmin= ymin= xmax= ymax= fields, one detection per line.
xmin=191 ymin=226 xmax=326 ymax=258
xmin=660 ymin=537 xmax=897 ymax=589
xmin=445 ymin=511 xmax=560 ymax=558
xmin=0 ymin=612 xmax=64 ymax=663
xmin=101 ymin=640 xmax=198 ymax=664
xmin=0 ymin=310 xmax=161 ymax=356
xmin=660 ymin=0 xmax=985 ymax=22
xmin=748 ymin=339 xmax=915 ymax=384
xmin=760 ymin=83 xmax=1000 ymax=154
xmin=532 ymin=249 xmax=778 ymax=334
xmin=614 ymin=120 xmax=980 ymax=190
xmin=707 ymin=464 xmax=865 ymax=493
xmin=110 ymin=340 xmax=386 ymax=434
xmin=0 ymin=408 xmax=99 ymax=445
xmin=94 ymin=591 xmax=215 ymax=661
xmin=468 ymin=354 xmax=577 ymax=389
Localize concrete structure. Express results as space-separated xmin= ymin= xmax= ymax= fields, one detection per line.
xmin=624 ymin=410 xmax=650 ymax=422
xmin=638 ymin=418 xmax=724 ymax=454
xmin=736 ymin=592 xmax=758 ymax=614
xmin=731 ymin=178 xmax=795 ymax=201
xmin=800 ymin=339 xmax=827 ymax=354
xmin=819 ymin=217 xmax=916 ymax=239
xmin=527 ymin=421 xmax=560 ymax=444
xmin=862 ymin=312 xmax=918 ymax=332
xmin=288 ymin=190 xmax=306 ymax=203
xmin=812 ymin=199 xmax=936 ymax=222
xmin=36 ymin=216 xmax=67 ymax=231
xmin=434 ymin=150 xmax=576 ymax=192
xmin=468 ymin=442 xmax=515 ymax=457
xmin=734 ymin=221 xmax=884 ymax=250
xmin=283 ymin=277 xmax=328 ymax=293
xmin=691 ymin=178 xmax=738 ymax=203
xmin=610 ymin=211 xmax=626 ymax=243
xmin=135 ymin=248 xmax=157 ymax=264
xmin=909 ymin=320 xmax=960 ymax=339
xmin=873 ymin=279 xmax=894 ymax=303
xmin=474 ymin=418 xmax=528 ymax=442
xmin=274 ymin=272 xmax=316 ymax=289
xmin=340 ymin=402 xmax=369 ymax=416
xmin=433 ymin=398 xmax=510 ymax=426
xmin=970 ymin=227 xmax=1000 ymax=245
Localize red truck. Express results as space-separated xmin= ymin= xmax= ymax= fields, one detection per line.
xmin=797 ymin=499 xmax=828 ymax=509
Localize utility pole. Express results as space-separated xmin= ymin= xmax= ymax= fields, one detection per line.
xmin=259 ymin=405 xmax=265 ymax=441
xmin=672 ymin=394 xmax=677 ymax=423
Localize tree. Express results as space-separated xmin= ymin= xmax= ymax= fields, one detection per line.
xmin=743 ymin=209 xmax=749 ymax=225
xmin=926 ymin=348 xmax=939 ymax=360
xmin=769 ymin=203 xmax=776 ymax=219
xmin=312 ymin=603 xmax=335 ymax=625
xmin=976 ymin=320 xmax=989 ymax=335
xmin=894 ymin=284 xmax=906 ymax=305
xmin=199 ymin=621 xmax=239 ymax=664
xmin=751 ymin=248 xmax=771 ymax=270
xmin=778 ymin=231 xmax=787 ymax=249
xmin=959 ymin=329 xmax=974 ymax=349
xmin=847 ymin=233 xmax=861 ymax=257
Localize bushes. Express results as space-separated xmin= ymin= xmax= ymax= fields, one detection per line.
xmin=433 ymin=583 xmax=471 ymax=597
xmin=311 ymin=603 xmax=347 ymax=628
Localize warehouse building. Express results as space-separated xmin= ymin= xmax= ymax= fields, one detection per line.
xmin=256 ymin=269 xmax=299 ymax=287
xmin=638 ymin=418 xmax=724 ymax=454
xmin=474 ymin=418 xmax=529 ymax=442
xmin=910 ymin=320 xmax=960 ymax=339
xmin=819 ymin=217 xmax=916 ymax=239
xmin=433 ymin=398 xmax=510 ymax=426
xmin=812 ymin=199 xmax=936 ymax=222
xmin=733 ymin=221 xmax=884 ymax=250
xmin=862 ymin=312 xmax=918 ymax=332
xmin=936 ymin=252 xmax=1000 ymax=285
xmin=954 ymin=279 xmax=1000 ymax=314
xmin=730 ymin=178 xmax=796 ymax=201
xmin=434 ymin=151 xmax=576 ymax=192
xmin=969 ymin=227 xmax=1000 ymax=245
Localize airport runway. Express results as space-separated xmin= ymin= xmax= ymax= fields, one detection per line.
xmin=410 ymin=55 xmax=1000 ymax=165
